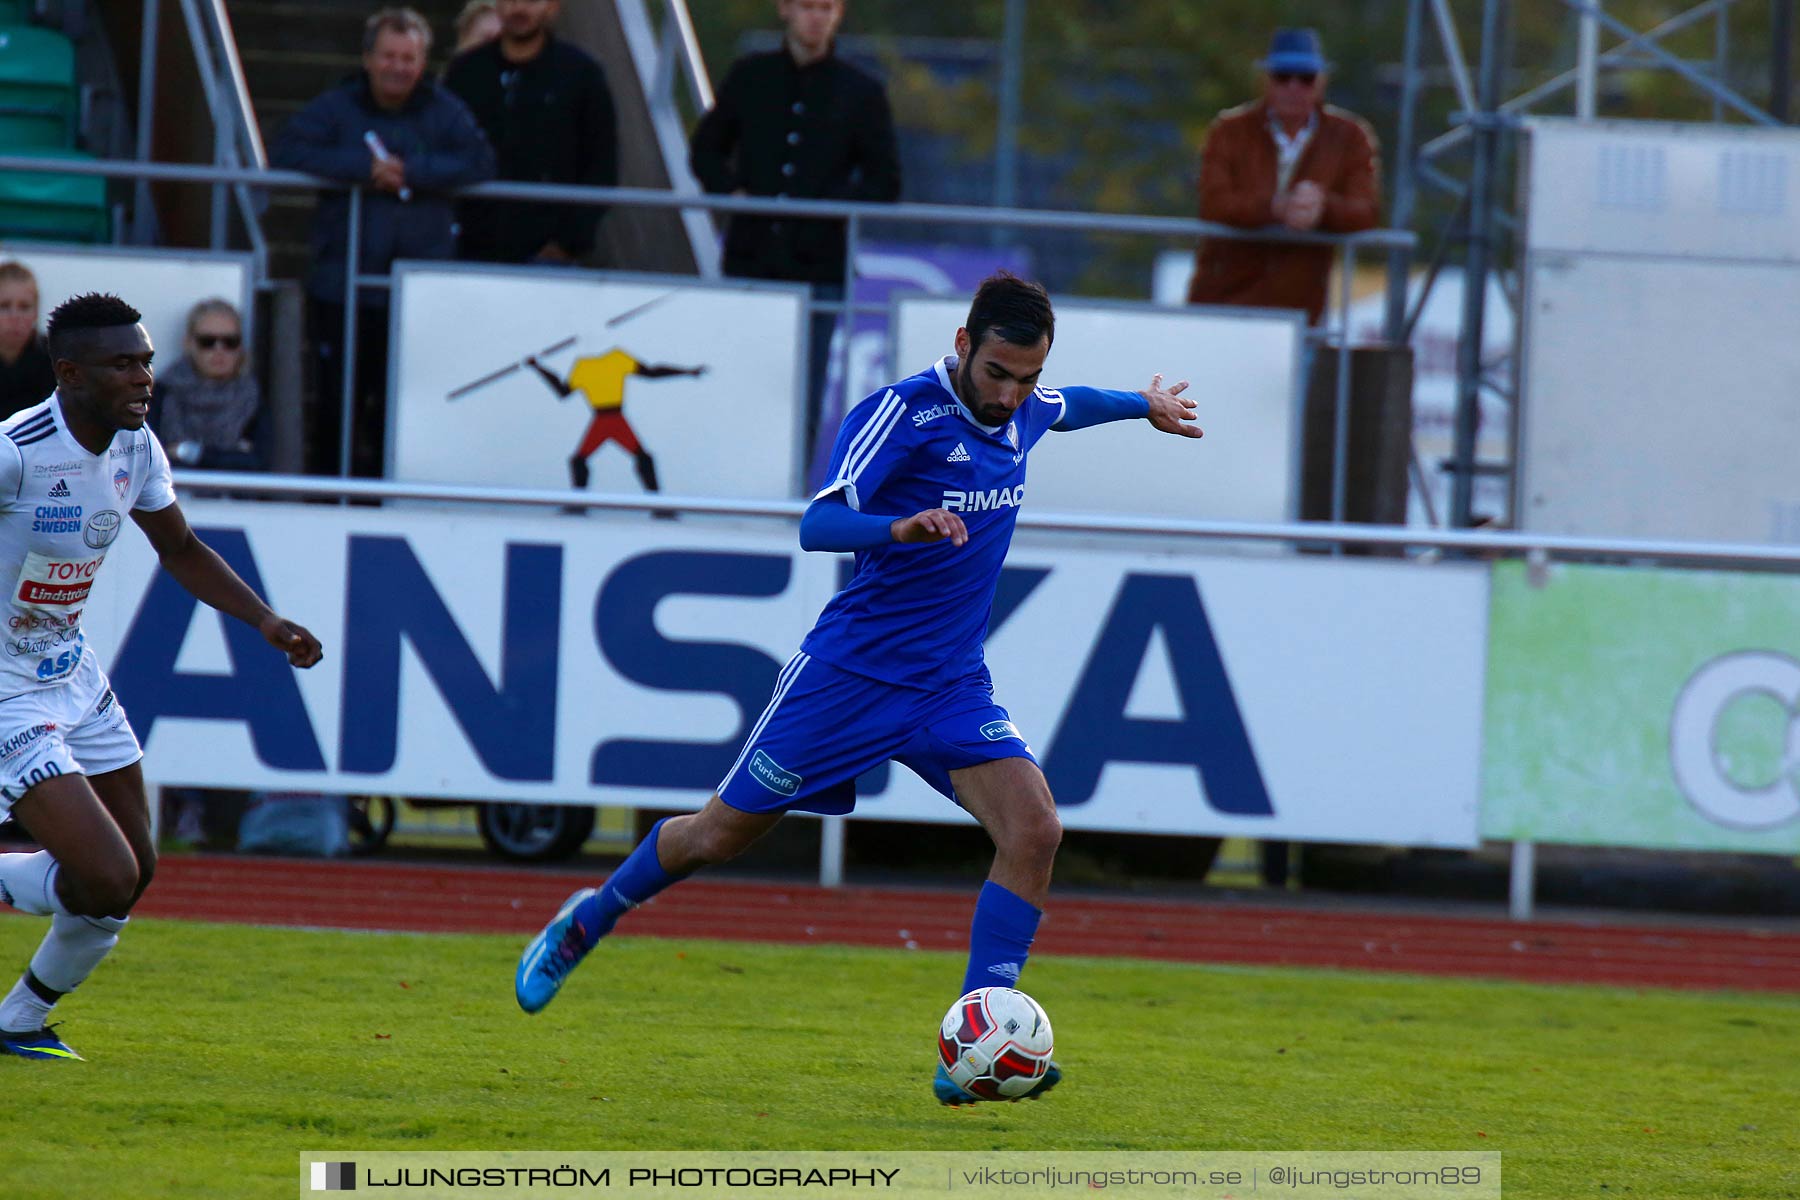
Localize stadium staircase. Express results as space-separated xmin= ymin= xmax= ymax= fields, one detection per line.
xmin=226 ymin=0 xmax=467 ymax=283
xmin=226 ymin=0 xmax=710 ymax=282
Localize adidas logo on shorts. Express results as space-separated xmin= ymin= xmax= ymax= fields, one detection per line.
xmin=47 ymin=479 xmax=70 ymax=498
xmin=946 ymin=443 xmax=971 ymax=463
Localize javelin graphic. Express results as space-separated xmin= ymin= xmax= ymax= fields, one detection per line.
xmin=444 ymin=291 xmax=686 ymax=402
xmin=602 ymin=289 xmax=681 ymax=328
xmin=446 ymin=337 xmax=577 ymax=401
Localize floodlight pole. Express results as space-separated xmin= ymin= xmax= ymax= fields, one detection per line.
xmin=1451 ymin=0 xmax=1509 ymax=528
xmin=1385 ymin=0 xmax=1426 ymax=343
xmin=994 ymin=0 xmax=1024 ymax=210
xmin=1576 ymin=0 xmax=1600 ymax=118
xmin=1774 ymin=0 xmax=1794 ymax=122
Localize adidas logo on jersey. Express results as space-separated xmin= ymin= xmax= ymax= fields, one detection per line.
xmin=47 ymin=479 xmax=70 ymax=498
xmin=946 ymin=442 xmax=971 ymax=463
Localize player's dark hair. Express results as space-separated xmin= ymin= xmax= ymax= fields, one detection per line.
xmin=45 ymin=292 xmax=142 ymax=361
xmin=965 ymin=272 xmax=1054 ymax=352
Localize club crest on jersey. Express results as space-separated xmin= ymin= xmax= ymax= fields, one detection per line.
xmin=112 ymin=468 xmax=129 ymax=498
xmin=1006 ymin=422 xmax=1019 ymax=450
xmin=47 ymin=479 xmax=69 ymax=499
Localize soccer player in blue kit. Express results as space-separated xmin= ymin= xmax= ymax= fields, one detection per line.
xmin=516 ymin=273 xmax=1202 ymax=1103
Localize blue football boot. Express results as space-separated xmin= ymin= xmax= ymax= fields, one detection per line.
xmin=515 ymin=887 xmax=603 ymax=1014
xmin=933 ymin=1059 xmax=1062 ymax=1105
xmin=0 ymin=1025 xmax=83 ymax=1061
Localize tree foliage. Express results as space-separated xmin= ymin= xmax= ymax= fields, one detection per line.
xmin=688 ymin=2 xmax=1795 ymax=292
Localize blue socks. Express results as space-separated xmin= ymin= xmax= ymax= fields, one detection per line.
xmin=961 ymin=881 xmax=1041 ymax=995
xmin=574 ymin=829 xmax=1043 ymax=994
xmin=581 ymin=818 xmax=683 ymax=947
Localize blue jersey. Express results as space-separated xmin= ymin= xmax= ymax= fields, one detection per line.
xmin=801 ymin=358 xmax=1069 ymax=690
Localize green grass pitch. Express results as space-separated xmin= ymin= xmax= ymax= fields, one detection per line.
xmin=1 ymin=917 xmax=1795 ymax=1198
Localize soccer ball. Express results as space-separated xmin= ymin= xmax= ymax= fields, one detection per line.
xmin=937 ymin=986 xmax=1054 ymax=1100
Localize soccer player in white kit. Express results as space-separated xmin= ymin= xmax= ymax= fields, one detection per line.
xmin=0 ymin=294 xmax=322 ymax=1061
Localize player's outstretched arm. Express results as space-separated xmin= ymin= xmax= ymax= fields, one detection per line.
xmin=1051 ymin=374 xmax=1202 ymax=439
xmin=1141 ymin=374 xmax=1203 ymax=438
xmin=130 ymin=504 xmax=324 ymax=668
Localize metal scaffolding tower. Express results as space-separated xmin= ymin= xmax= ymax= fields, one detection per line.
xmin=1389 ymin=0 xmax=1792 ymax=527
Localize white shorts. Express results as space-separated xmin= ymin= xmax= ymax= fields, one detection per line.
xmin=0 ymin=651 xmax=142 ymax=821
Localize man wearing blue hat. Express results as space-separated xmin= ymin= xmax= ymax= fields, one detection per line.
xmin=1187 ymin=28 xmax=1380 ymax=325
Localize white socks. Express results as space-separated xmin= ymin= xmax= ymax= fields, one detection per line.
xmin=0 ymin=913 xmax=127 ymax=1034
xmin=33 ymin=912 xmax=126 ymax=992
xmin=0 ymin=976 xmax=53 ymax=1033
xmin=0 ymin=850 xmax=126 ymax=1032
xmin=0 ymin=850 xmax=69 ymax=916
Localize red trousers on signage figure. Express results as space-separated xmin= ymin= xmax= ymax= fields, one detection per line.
xmin=568 ymin=411 xmax=658 ymax=493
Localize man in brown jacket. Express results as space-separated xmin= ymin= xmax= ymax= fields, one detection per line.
xmin=1188 ymin=29 xmax=1381 ymax=325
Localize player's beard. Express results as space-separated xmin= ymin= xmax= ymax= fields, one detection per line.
xmin=954 ymin=357 xmax=1003 ymax=426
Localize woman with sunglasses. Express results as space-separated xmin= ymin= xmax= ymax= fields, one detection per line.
xmin=148 ymin=298 xmax=265 ymax=471
xmin=1186 ymin=27 xmax=1381 ymax=326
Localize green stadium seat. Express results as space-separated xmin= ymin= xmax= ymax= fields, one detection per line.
xmin=0 ymin=4 xmax=32 ymax=25
xmin=0 ymin=24 xmax=76 ymax=150
xmin=0 ymin=147 xmax=108 ymax=243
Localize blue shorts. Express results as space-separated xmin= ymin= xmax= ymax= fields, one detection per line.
xmin=716 ymin=652 xmax=1037 ymax=816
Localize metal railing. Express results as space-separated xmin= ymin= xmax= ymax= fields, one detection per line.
xmin=613 ymin=0 xmax=721 ymax=276
xmin=0 ymin=151 xmax=1414 ymax=523
xmin=151 ymin=0 xmax=270 ymax=272
xmin=165 ymin=467 xmax=1800 ymax=574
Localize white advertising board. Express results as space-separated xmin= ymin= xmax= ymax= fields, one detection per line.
xmin=0 ymin=242 xmax=254 ymax=362
xmin=389 ymin=265 xmax=808 ymax=497
xmin=1519 ymin=119 xmax=1800 ymax=543
xmin=893 ymin=295 xmax=1302 ymax=522
xmin=81 ymin=501 xmax=1485 ymax=846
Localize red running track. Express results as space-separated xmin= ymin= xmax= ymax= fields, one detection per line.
xmin=61 ymin=853 xmax=1799 ymax=994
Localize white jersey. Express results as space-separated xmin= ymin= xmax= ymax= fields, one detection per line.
xmin=0 ymin=396 xmax=174 ymax=695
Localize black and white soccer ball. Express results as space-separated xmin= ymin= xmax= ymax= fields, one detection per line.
xmin=937 ymin=986 xmax=1054 ymax=1100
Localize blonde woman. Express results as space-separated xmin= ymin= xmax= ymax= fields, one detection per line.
xmin=0 ymin=261 xmax=54 ymax=419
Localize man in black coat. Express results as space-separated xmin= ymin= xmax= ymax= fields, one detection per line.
xmin=689 ymin=0 xmax=901 ymax=450
xmin=444 ymin=0 xmax=618 ymax=265
xmin=272 ymin=6 xmax=495 ymax=477
xmin=689 ymin=0 xmax=900 ymax=286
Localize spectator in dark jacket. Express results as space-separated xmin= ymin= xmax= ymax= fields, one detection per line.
xmin=272 ymin=5 xmax=495 ymax=476
xmin=689 ymin=0 xmax=900 ymax=287
xmin=444 ymin=0 xmax=617 ymax=265
xmin=689 ymin=0 xmax=900 ymax=450
xmin=0 ymin=261 xmax=55 ymax=420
